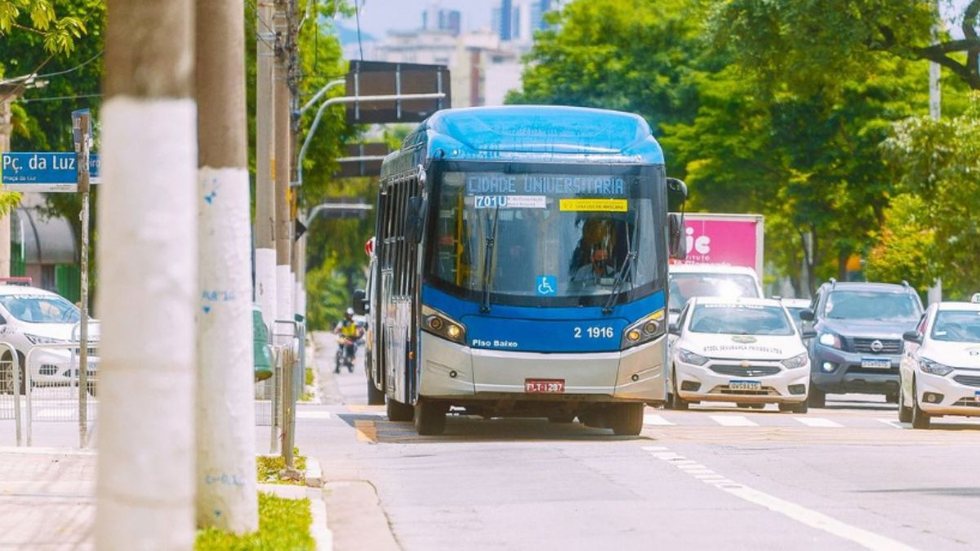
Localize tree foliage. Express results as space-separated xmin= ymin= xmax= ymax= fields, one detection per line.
xmin=709 ymin=0 xmax=980 ymax=91
xmin=0 ymin=0 xmax=86 ymax=55
xmin=878 ymin=94 xmax=980 ymax=297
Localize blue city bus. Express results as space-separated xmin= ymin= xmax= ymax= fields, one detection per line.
xmin=354 ymin=105 xmax=686 ymax=435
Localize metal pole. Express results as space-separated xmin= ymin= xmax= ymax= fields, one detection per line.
xmin=927 ymin=0 xmax=943 ymax=305
xmin=255 ymin=0 xmax=278 ymax=334
xmin=275 ymin=0 xmax=294 ymax=330
xmin=76 ymin=111 xmax=90 ymax=449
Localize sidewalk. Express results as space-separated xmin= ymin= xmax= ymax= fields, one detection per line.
xmin=0 ymin=448 xmax=95 ymax=549
xmin=0 ymin=448 xmax=330 ymax=550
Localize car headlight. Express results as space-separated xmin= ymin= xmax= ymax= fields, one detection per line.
xmin=622 ymin=308 xmax=665 ymax=349
xmin=781 ymin=352 xmax=809 ymax=369
xmin=818 ymin=332 xmax=841 ymax=349
xmin=677 ymin=348 xmax=709 ymax=366
xmin=919 ymin=357 xmax=954 ymax=377
xmin=421 ymin=305 xmax=466 ymax=345
xmin=25 ymin=334 xmax=67 ymax=345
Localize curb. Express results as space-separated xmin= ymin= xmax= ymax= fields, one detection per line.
xmin=0 ymin=446 xmax=96 ymax=456
xmin=305 ymin=456 xmax=323 ymax=488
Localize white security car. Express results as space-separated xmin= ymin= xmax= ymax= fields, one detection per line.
xmin=899 ymin=299 xmax=980 ymax=429
xmin=0 ymin=285 xmax=97 ymax=394
xmin=667 ymin=297 xmax=812 ymax=413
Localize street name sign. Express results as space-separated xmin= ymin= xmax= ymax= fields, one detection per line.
xmin=1 ymin=152 xmax=101 ymax=192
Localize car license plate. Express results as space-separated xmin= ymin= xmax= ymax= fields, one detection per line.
xmin=525 ymin=379 xmax=565 ymax=393
xmin=729 ymin=380 xmax=761 ymax=391
xmin=861 ymin=358 xmax=891 ymax=369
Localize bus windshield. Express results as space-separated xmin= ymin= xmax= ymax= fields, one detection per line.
xmin=428 ymin=168 xmax=664 ymax=305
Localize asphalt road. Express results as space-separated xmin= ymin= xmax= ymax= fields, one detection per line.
xmin=298 ymin=333 xmax=980 ymax=550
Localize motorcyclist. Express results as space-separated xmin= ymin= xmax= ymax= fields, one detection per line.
xmin=333 ymin=308 xmax=363 ymax=373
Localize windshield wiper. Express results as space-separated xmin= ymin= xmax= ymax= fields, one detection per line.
xmin=480 ymin=205 xmax=501 ymax=313
xmin=602 ymin=223 xmax=637 ymax=314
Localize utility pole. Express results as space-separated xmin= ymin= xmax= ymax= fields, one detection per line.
xmin=71 ymin=109 xmax=91 ymax=449
xmin=256 ymin=0 xmax=278 ymax=333
xmin=927 ymin=0 xmax=943 ymax=305
xmin=275 ymin=0 xmax=293 ymax=324
xmin=0 ymin=90 xmax=18 ymax=278
xmin=97 ymin=0 xmax=196 ymax=549
xmin=196 ymin=0 xmax=259 ymax=533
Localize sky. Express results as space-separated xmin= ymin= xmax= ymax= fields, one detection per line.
xmin=338 ymin=0 xmax=495 ymax=39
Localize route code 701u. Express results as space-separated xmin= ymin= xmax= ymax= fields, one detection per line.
xmin=573 ymin=326 xmax=615 ymax=339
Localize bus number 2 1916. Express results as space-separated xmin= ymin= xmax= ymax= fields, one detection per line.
xmin=573 ymin=326 xmax=615 ymax=339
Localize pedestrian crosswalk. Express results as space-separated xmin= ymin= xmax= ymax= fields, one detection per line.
xmin=643 ymin=411 xmax=908 ymax=430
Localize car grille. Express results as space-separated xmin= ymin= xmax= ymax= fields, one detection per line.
xmin=953 ymin=375 xmax=980 ymax=388
xmin=952 ymin=398 xmax=980 ymax=408
xmin=849 ymin=338 xmax=902 ymax=354
xmin=715 ymin=385 xmax=777 ymax=396
xmin=845 ymin=366 xmax=898 ymax=375
xmin=710 ymin=365 xmax=781 ymax=377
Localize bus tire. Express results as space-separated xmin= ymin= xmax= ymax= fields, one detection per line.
xmin=386 ymin=397 xmax=414 ymax=422
xmin=366 ymin=369 xmax=385 ymax=406
xmin=414 ymin=399 xmax=446 ymax=436
xmin=610 ymin=403 xmax=644 ymax=436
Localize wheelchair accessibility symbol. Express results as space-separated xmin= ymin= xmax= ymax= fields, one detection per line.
xmin=537 ymin=275 xmax=557 ymax=296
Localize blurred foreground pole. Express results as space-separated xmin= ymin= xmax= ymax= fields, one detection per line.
xmin=196 ymin=0 xmax=259 ymax=532
xmin=255 ymin=0 xmax=278 ymax=330
xmin=274 ymin=0 xmax=293 ymax=323
xmin=96 ymin=1 xmax=197 ymax=548
xmin=927 ymin=0 xmax=942 ymax=305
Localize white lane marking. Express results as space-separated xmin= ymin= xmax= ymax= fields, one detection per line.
xmin=643 ymin=414 xmax=675 ymax=426
xmin=296 ymin=410 xmax=332 ymax=420
xmin=795 ymin=417 xmax=842 ymax=428
xmin=876 ymin=419 xmax=904 ymax=429
xmin=641 ymin=446 xmax=669 ymax=452
xmin=709 ymin=415 xmax=758 ymax=427
xmin=647 ymin=448 xmax=914 ymax=550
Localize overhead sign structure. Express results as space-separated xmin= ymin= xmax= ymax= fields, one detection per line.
xmin=335 ymin=143 xmax=389 ymax=178
xmin=345 ymin=61 xmax=451 ymax=124
xmin=1 ymin=152 xmax=101 ymax=192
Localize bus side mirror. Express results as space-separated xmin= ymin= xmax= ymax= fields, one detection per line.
xmin=668 ymin=213 xmax=686 ymax=260
xmin=666 ymin=177 xmax=688 ymax=201
xmin=406 ymin=196 xmax=427 ymax=244
xmin=352 ymin=289 xmax=368 ymax=316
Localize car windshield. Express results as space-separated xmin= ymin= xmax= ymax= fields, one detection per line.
xmin=824 ymin=291 xmax=921 ymax=322
xmin=689 ymin=304 xmax=795 ymax=336
xmin=668 ymin=273 xmax=760 ymax=311
xmin=428 ymin=169 xmax=664 ymax=305
xmin=931 ymin=311 xmax=980 ymax=343
xmin=0 ymin=294 xmax=80 ymax=324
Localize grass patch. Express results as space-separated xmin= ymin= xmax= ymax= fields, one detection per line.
xmin=196 ymin=492 xmax=314 ymax=550
xmin=305 ymin=367 xmax=314 ymax=386
xmin=256 ymin=451 xmax=307 ymax=485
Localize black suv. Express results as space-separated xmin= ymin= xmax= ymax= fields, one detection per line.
xmin=801 ymin=280 xmax=924 ymax=407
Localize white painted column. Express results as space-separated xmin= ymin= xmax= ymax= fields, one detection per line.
xmin=96 ymin=99 xmax=197 ymax=549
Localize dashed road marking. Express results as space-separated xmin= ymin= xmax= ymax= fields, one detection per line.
xmin=709 ymin=415 xmax=758 ymax=427
xmin=794 ymin=417 xmax=842 ymax=428
xmin=643 ymin=414 xmax=674 ymax=426
xmin=645 ymin=447 xmax=915 ymax=550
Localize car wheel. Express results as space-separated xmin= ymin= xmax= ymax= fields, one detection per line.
xmin=807 ymin=384 xmax=826 ymax=408
xmin=413 ymin=398 xmax=447 ymax=436
xmin=669 ymin=369 xmax=688 ymax=411
xmin=897 ymin=381 xmax=913 ymax=423
xmin=386 ymin=397 xmax=414 ymax=422
xmin=610 ymin=403 xmax=644 ymax=436
xmin=885 ymin=392 xmax=899 ymax=404
xmin=911 ymin=379 xmax=930 ymax=430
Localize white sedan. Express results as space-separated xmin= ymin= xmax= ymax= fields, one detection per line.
xmin=899 ymin=299 xmax=980 ymax=429
xmin=667 ymin=297 xmax=812 ymax=413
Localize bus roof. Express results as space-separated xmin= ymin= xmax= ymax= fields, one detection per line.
xmin=399 ymin=105 xmax=664 ymax=166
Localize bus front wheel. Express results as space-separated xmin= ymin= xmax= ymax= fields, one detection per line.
xmin=386 ymin=397 xmax=414 ymax=422
xmin=414 ymin=399 xmax=447 ymax=436
xmin=610 ymin=403 xmax=644 ymax=436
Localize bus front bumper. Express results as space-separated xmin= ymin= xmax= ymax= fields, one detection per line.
xmin=419 ymin=332 xmax=667 ymax=403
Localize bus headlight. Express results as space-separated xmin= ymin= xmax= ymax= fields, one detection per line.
xmin=422 ymin=305 xmax=466 ymax=345
xmin=621 ymin=309 xmax=665 ymax=349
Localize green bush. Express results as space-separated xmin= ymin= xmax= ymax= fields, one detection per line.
xmin=195 ymin=492 xmax=314 ymax=550
xmin=256 ymin=452 xmax=307 ymax=486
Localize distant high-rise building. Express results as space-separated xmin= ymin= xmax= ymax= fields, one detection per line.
xmin=422 ymin=5 xmax=461 ymax=37
xmin=493 ymin=0 xmax=556 ymax=44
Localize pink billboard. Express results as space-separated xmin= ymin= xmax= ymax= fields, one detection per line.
xmin=673 ymin=214 xmax=764 ymax=274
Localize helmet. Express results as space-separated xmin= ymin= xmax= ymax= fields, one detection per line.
xmin=345 ymin=307 xmax=355 ymax=318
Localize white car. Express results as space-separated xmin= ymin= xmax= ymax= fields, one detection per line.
xmin=0 ymin=285 xmax=98 ymax=395
xmin=668 ymin=297 xmax=811 ymax=412
xmin=899 ymin=300 xmax=980 ymax=429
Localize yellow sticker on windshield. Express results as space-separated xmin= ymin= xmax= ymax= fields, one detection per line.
xmin=559 ymin=198 xmax=628 ymax=212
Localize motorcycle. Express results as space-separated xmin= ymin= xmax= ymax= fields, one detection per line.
xmin=334 ymin=335 xmax=358 ymax=374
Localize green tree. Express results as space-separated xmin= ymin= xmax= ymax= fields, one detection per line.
xmin=879 ymin=94 xmax=980 ymax=297
xmin=864 ymin=194 xmax=938 ymax=292
xmin=708 ymin=0 xmax=980 ymax=91
xmin=0 ymin=0 xmax=86 ymax=55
